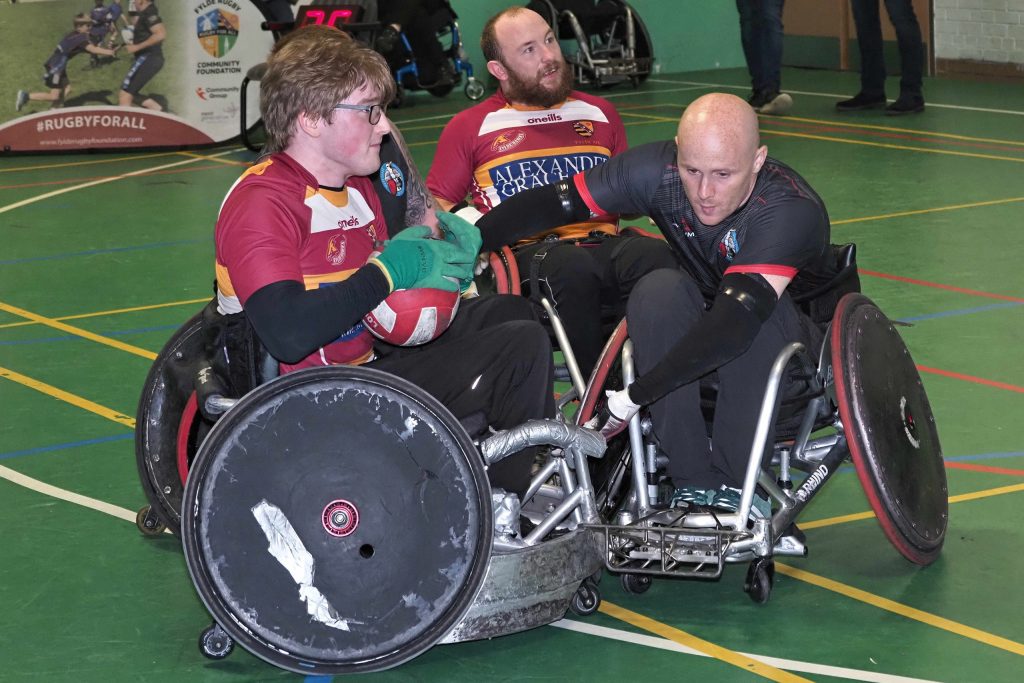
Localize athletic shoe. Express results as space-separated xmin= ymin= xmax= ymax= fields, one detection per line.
xmin=711 ymin=485 xmax=771 ymax=518
xmin=746 ymin=89 xmax=771 ymax=109
xmin=835 ymin=92 xmax=887 ymax=112
xmin=669 ymin=486 xmax=716 ymax=508
xmin=885 ymin=95 xmax=925 ymax=116
xmin=15 ymin=90 xmax=28 ymax=112
xmin=757 ymin=92 xmax=792 ymax=116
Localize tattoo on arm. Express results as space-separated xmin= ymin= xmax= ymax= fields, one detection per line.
xmin=389 ymin=122 xmax=438 ymax=230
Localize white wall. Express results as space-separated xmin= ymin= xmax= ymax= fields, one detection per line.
xmin=933 ymin=0 xmax=1024 ymax=65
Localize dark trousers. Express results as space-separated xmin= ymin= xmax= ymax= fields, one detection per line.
xmin=852 ymin=0 xmax=924 ymax=98
xmin=736 ymin=0 xmax=786 ymax=95
xmin=627 ymin=269 xmax=820 ymax=489
xmin=371 ymin=294 xmax=555 ymax=496
xmin=514 ymin=233 xmax=678 ymax=378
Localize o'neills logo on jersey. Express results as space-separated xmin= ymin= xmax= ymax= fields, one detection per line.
xmin=572 ymin=120 xmax=594 ymax=138
xmin=491 ymin=129 xmax=526 ymax=153
xmin=337 ymin=215 xmax=364 ymax=229
xmin=526 ymin=113 xmax=562 ymax=125
xmin=326 ymin=234 xmax=347 ymax=266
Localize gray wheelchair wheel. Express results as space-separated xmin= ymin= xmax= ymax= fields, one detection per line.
xmin=181 ymin=365 xmax=492 ymax=675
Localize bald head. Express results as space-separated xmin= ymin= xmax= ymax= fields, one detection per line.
xmin=674 ymin=93 xmax=768 ymax=226
xmin=678 ymin=93 xmax=761 ymax=158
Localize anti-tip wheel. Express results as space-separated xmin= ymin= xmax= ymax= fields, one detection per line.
xmin=569 ymin=578 xmax=601 ymax=616
xmin=620 ymin=573 xmax=652 ymax=595
xmin=199 ymin=623 xmax=235 ymax=660
xmin=744 ymin=558 xmax=774 ymax=604
xmin=135 ymin=506 xmax=165 ymax=536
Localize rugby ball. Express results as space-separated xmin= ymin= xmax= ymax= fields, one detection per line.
xmin=364 ymin=287 xmax=460 ymax=346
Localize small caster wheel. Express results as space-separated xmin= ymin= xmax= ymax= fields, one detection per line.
xmin=199 ymin=622 xmax=234 ymax=660
xmin=620 ymin=573 xmax=652 ymax=595
xmin=569 ymin=578 xmax=601 ymax=617
xmin=464 ymin=77 xmax=486 ymax=101
xmin=136 ymin=506 xmax=165 ymax=536
xmin=744 ymin=558 xmax=775 ymax=604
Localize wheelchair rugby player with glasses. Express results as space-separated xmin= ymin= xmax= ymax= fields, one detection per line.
xmin=134 ymin=57 xmax=946 ymax=675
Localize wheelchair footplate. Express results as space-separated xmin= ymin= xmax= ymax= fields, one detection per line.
xmin=592 ymin=508 xmax=759 ymax=580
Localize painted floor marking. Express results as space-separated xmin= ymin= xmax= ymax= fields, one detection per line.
xmin=0 ymin=300 xmax=157 ymax=360
xmin=916 ymin=365 xmax=1024 ymax=394
xmin=552 ymin=619 xmax=942 ymax=683
xmin=646 ymin=77 xmax=1024 ymax=117
xmin=0 ymin=365 xmax=136 ymax=428
xmin=0 ymin=297 xmax=208 ymax=330
xmin=0 ymin=464 xmax=137 ymax=524
xmin=775 ymin=563 xmax=1024 ymax=657
xmin=599 ymin=601 xmax=811 ymax=682
xmin=833 ymin=196 xmax=1024 ymax=228
xmin=858 ymin=269 xmax=1024 ymax=304
xmin=0 ymin=150 xmax=180 ymax=174
xmin=946 ymin=462 xmax=1024 ymax=477
xmin=0 ymin=148 xmax=240 ymax=216
xmin=763 ymin=127 xmax=1024 ymax=164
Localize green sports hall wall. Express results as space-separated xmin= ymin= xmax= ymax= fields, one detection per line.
xmin=453 ymin=1 xmax=746 ymax=80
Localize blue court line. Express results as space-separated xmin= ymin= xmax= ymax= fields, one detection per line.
xmin=0 ymin=239 xmax=211 ymax=266
xmin=0 ymin=324 xmax=180 ymax=346
xmin=0 ymin=433 xmax=134 ymax=461
xmin=896 ymin=301 xmax=1024 ymax=323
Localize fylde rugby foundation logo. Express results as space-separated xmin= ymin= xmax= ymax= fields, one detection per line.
xmin=491 ymin=130 xmax=526 ymax=153
xmin=196 ymin=3 xmax=240 ymax=58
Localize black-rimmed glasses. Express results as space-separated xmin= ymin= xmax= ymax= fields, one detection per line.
xmin=333 ymin=103 xmax=385 ymax=125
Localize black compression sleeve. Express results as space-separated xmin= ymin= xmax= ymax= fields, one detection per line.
xmin=476 ymin=180 xmax=591 ymax=251
xmin=243 ymin=265 xmax=390 ymax=364
xmin=627 ymin=273 xmax=778 ymax=405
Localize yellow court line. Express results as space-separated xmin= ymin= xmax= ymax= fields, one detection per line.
xmin=775 ymin=563 xmax=1024 ymax=657
xmin=799 ymin=510 xmax=876 ymax=530
xmin=0 ymin=151 xmax=178 ymax=174
xmin=0 ymin=301 xmax=156 ymax=360
xmin=599 ymin=601 xmax=812 ymax=682
xmin=832 ymin=196 xmax=1024 ymax=225
xmin=0 ymin=365 xmax=135 ymax=428
xmin=777 ymin=114 xmax=1024 ymax=148
xmin=763 ymin=128 xmax=1024 ymax=164
xmin=0 ymin=297 xmax=209 ymax=330
xmin=178 ymin=149 xmax=249 ymax=167
xmin=948 ymin=481 xmax=1024 ymax=503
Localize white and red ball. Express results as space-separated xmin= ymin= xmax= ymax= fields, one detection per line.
xmin=364 ymin=287 xmax=460 ymax=346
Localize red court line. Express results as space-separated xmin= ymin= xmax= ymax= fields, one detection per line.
xmin=946 ymin=462 xmax=1024 ymax=477
xmin=860 ymin=269 xmax=1024 ymax=303
xmin=917 ymin=364 xmax=1024 ymax=394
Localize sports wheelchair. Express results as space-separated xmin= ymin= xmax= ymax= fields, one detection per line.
xmin=133 ymin=244 xmax=946 ymax=673
xmin=528 ymin=0 xmax=654 ymax=88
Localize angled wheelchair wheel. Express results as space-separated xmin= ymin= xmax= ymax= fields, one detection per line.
xmin=831 ymin=294 xmax=948 ymax=565
xmin=134 ymin=311 xmax=209 ymax=536
xmin=181 ymin=366 xmax=492 ymax=675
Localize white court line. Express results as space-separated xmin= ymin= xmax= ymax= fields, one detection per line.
xmin=1 ymin=459 xmax=936 ymax=682
xmin=552 ymin=619 xmax=942 ymax=683
xmin=0 ymin=148 xmax=243 ymax=216
xmin=647 ymin=77 xmax=1024 ymax=117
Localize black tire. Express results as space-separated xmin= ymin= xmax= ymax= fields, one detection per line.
xmin=135 ymin=505 xmax=166 ymax=537
xmin=620 ymin=573 xmax=652 ymax=595
xmin=199 ymin=623 xmax=234 ymax=660
xmin=569 ymin=578 xmax=601 ymax=616
xmin=744 ymin=559 xmax=774 ymax=604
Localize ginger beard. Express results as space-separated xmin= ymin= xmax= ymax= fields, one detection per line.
xmin=501 ymin=56 xmax=574 ymax=108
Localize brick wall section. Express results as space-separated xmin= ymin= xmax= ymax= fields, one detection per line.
xmin=933 ymin=0 xmax=1024 ymax=65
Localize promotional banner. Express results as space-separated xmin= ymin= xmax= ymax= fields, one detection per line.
xmin=0 ymin=0 xmax=273 ymax=152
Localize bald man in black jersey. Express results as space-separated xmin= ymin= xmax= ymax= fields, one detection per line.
xmin=475 ymin=92 xmax=838 ymax=514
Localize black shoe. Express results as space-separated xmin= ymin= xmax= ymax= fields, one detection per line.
xmin=835 ymin=92 xmax=887 ymax=111
xmin=885 ymin=95 xmax=925 ymax=116
xmin=747 ymin=89 xmax=771 ymax=109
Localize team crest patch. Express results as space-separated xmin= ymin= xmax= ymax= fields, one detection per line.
xmin=326 ymin=234 xmax=346 ymax=266
xmin=491 ymin=130 xmax=526 ymax=153
xmin=718 ymin=229 xmax=740 ymax=262
xmin=379 ymin=162 xmax=405 ymax=197
xmin=572 ymin=120 xmax=594 ymax=138
xmin=196 ymin=6 xmax=240 ymax=58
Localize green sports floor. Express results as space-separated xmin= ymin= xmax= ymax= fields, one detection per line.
xmin=1 ymin=66 xmax=1022 ymax=682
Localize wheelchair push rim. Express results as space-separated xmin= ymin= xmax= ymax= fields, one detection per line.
xmin=181 ymin=365 xmax=493 ymax=675
xmin=831 ymin=293 xmax=948 ymax=565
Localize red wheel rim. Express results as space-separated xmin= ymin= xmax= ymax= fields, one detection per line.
xmin=177 ymin=392 xmax=199 ymax=487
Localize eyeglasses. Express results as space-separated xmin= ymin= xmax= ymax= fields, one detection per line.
xmin=333 ymin=103 xmax=385 ymax=125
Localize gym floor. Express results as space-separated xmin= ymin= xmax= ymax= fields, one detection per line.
xmin=1 ymin=66 xmax=1022 ymax=682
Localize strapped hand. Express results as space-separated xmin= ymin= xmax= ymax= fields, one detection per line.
xmin=370 ymin=226 xmax=474 ymax=293
xmin=585 ymin=388 xmax=642 ymax=439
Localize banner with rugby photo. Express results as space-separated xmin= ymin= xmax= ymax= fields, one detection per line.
xmin=0 ymin=0 xmax=273 ymax=152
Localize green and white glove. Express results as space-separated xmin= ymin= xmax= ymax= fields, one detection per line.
xmin=369 ymin=226 xmax=473 ymax=292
